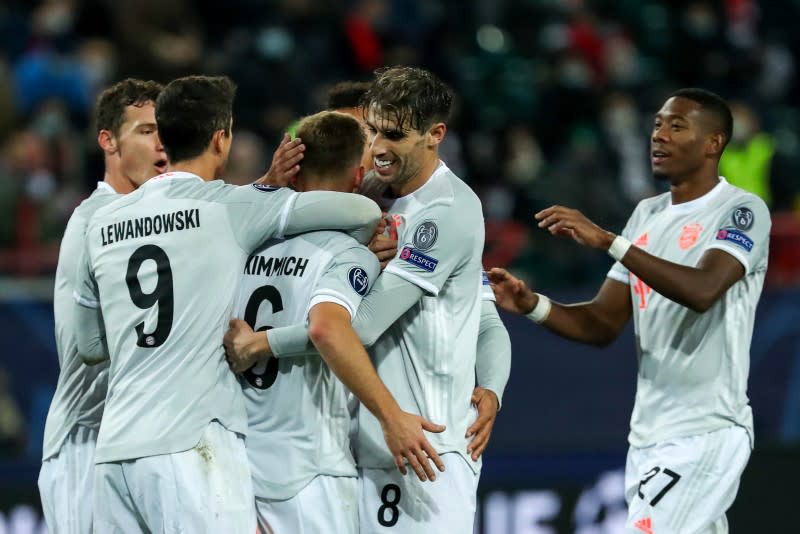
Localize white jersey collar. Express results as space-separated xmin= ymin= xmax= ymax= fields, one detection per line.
xmin=96 ymin=181 xmax=117 ymax=194
xmin=390 ymin=160 xmax=450 ymax=210
xmin=149 ymin=171 xmax=204 ymax=183
xmin=667 ymin=176 xmax=728 ymax=215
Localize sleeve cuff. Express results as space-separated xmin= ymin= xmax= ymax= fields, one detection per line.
xmin=306 ymin=291 xmax=356 ymax=322
xmin=73 ymin=290 xmax=99 ymax=309
xmin=384 ymin=265 xmax=440 ymax=296
xmin=704 ymin=243 xmax=751 ymax=273
xmin=606 ymin=269 xmax=630 ymax=285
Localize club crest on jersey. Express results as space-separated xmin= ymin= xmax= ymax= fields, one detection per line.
xmin=678 ymin=223 xmax=703 ymax=250
xmin=482 ymin=271 xmax=490 ymax=285
xmin=348 ymin=267 xmax=370 ymax=296
xmin=412 ymin=221 xmax=438 ymax=251
xmin=732 ymin=206 xmax=754 ymax=230
xmin=251 ymin=183 xmax=280 ymax=193
xmin=716 ymin=228 xmax=754 ymax=252
xmin=400 ymin=246 xmax=438 ymax=272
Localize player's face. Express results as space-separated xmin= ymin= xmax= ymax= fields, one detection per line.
xmin=651 ymin=97 xmax=708 ymax=181
xmin=116 ymin=102 xmax=167 ymax=186
xmin=365 ymin=106 xmax=427 ymax=191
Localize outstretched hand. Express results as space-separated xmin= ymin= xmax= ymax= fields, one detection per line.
xmin=535 ymin=206 xmax=614 ymax=250
xmin=486 ymin=268 xmax=537 ymax=315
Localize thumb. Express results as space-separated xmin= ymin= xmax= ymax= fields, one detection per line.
xmin=421 ymin=418 xmax=446 ymax=433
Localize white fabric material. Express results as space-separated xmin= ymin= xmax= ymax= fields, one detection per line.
xmin=358 ymin=453 xmax=479 ymax=533
xmin=255 ymin=475 xmax=358 ymax=534
xmin=93 ymin=421 xmax=255 ymax=534
xmin=38 ymin=426 xmax=98 ymax=534
xmin=73 ymin=173 xmax=299 ymax=463
xmin=624 ymin=426 xmax=749 ymax=534
xmin=606 ymin=178 xmax=770 ymax=448
xmin=43 ymin=185 xmax=117 ymax=462
xmin=235 ymin=231 xmax=378 ymax=500
xmin=355 ymin=162 xmax=485 ymax=475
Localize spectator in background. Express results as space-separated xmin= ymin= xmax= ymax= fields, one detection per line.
xmin=719 ymin=101 xmax=775 ymax=205
xmin=0 ymin=369 xmax=25 ymax=456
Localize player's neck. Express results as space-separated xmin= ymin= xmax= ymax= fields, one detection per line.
xmin=167 ymin=155 xmax=218 ymax=182
xmin=391 ymin=155 xmax=440 ymax=198
xmin=669 ymin=169 xmax=720 ymax=205
xmin=103 ymin=171 xmax=135 ymax=194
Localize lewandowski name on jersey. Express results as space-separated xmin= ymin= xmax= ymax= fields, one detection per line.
xmin=100 ymin=209 xmax=200 ymax=246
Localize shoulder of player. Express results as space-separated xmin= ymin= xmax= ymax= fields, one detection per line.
xmin=720 ymin=181 xmax=770 ymax=214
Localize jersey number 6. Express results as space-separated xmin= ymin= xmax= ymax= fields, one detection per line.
xmin=242 ymin=285 xmax=283 ymax=389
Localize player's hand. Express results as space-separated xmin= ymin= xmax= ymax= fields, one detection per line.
xmin=535 ymin=205 xmax=615 ymax=250
xmin=466 ymin=387 xmax=499 ymax=461
xmin=257 ymin=134 xmax=305 ymax=187
xmin=223 ymin=319 xmax=271 ymax=373
xmin=381 ymin=409 xmax=446 ymax=482
xmin=487 ymin=268 xmax=537 ymax=315
xmin=368 ymin=220 xmax=397 ymax=270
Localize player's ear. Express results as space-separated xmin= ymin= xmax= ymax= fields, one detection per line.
xmin=706 ymin=132 xmax=725 ymax=158
xmin=211 ymin=129 xmax=227 ymax=155
xmin=427 ymin=122 xmax=446 ymax=148
xmin=98 ymin=129 xmax=118 ymax=155
xmin=352 ymin=165 xmax=365 ymax=193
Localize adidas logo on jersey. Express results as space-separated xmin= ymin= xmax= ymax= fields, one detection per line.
xmin=634 ymin=516 xmax=653 ymax=534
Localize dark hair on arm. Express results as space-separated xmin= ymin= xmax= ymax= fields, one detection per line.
xmin=95 ymin=78 xmax=163 ymax=136
xmin=670 ymin=88 xmax=733 ymax=149
xmin=363 ymin=66 xmax=453 ymax=133
xmin=155 ymin=75 xmax=237 ymax=163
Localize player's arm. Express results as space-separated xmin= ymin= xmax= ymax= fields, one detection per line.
xmin=283 ymin=192 xmax=381 ymax=245
xmin=72 ymin=241 xmax=109 ymax=364
xmin=467 ymin=300 xmax=511 ymax=461
xmin=489 ymin=269 xmax=633 ymax=346
xmin=307 ymin=302 xmax=445 ymax=482
xmin=536 ymin=204 xmax=758 ymax=313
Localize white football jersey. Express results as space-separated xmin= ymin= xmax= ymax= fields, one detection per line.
xmin=43 ymin=183 xmax=117 ymax=461
xmin=355 ymin=162 xmax=485 ymax=473
xmin=236 ymin=231 xmax=379 ymax=500
xmin=74 ymin=172 xmax=299 ymax=463
xmin=607 ymin=178 xmax=770 ymax=448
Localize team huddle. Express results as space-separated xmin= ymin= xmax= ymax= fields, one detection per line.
xmin=39 ymin=66 xmax=769 ymax=534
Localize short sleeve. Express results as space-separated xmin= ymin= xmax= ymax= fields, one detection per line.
xmin=383 ymin=203 xmax=474 ymax=296
xmin=306 ymin=244 xmax=381 ymax=321
xmin=480 ymin=270 xmax=495 ymax=302
xmin=73 ymin=239 xmax=100 ymax=309
xmin=704 ymin=198 xmax=771 ymax=274
xmin=220 ymin=183 xmax=299 ymax=252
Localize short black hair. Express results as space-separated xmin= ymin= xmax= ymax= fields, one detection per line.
xmin=327 ymin=81 xmax=370 ymax=110
xmin=96 ymin=79 xmax=163 ymax=136
xmin=295 ymin=111 xmax=365 ymax=179
xmin=670 ymin=88 xmax=733 ymax=149
xmin=155 ymin=75 xmax=237 ymax=163
xmin=363 ymin=66 xmax=453 ymax=132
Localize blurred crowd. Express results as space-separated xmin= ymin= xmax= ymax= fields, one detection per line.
xmin=1 ymin=0 xmax=799 ymax=287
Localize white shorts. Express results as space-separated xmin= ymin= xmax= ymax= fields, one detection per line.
xmin=359 ymin=452 xmax=479 ymax=533
xmin=624 ymin=425 xmax=750 ymax=534
xmin=38 ymin=425 xmax=97 ymax=534
xmin=94 ymin=421 xmax=256 ymax=534
xmin=256 ymin=475 xmax=357 ymax=534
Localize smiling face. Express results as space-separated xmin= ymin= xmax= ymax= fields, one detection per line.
xmin=650 ymin=96 xmax=717 ymax=182
xmin=115 ymin=101 xmax=167 ymax=186
xmin=365 ymin=104 xmax=443 ymax=194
